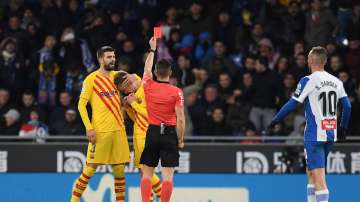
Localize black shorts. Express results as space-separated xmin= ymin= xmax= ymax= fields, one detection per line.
xmin=140 ymin=124 xmax=180 ymax=167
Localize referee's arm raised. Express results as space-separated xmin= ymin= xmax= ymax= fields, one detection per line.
xmin=143 ymin=37 xmax=157 ymax=79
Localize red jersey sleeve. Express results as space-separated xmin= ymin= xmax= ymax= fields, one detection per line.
xmin=175 ymin=88 xmax=184 ymax=107
xmin=142 ymin=74 xmax=154 ymax=90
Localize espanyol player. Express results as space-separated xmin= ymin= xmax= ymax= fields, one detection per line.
xmin=268 ymin=46 xmax=351 ymax=202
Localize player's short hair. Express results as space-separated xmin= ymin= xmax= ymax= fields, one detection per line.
xmin=309 ymin=46 xmax=327 ymax=64
xmin=155 ymin=59 xmax=172 ymax=78
xmin=113 ymin=71 xmax=128 ymax=86
xmin=96 ymin=46 xmax=115 ymax=59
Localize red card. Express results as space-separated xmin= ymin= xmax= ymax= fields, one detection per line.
xmin=154 ymin=27 xmax=162 ymax=39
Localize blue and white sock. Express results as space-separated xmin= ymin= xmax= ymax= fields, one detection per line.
xmin=307 ymin=184 xmax=316 ymax=202
xmin=315 ymin=189 xmax=329 ymax=202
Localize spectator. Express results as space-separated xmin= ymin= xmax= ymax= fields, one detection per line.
xmin=304 ymin=0 xmax=338 ymax=48
xmin=50 ymin=91 xmax=75 ymax=125
xmin=0 ymin=109 xmax=21 ymax=135
xmin=202 ymin=40 xmax=237 ymax=80
xmin=270 ymin=122 xmax=287 ymax=140
xmin=64 ymin=64 xmax=86 ymax=97
xmin=183 ymin=85 xmax=199 ymax=136
xmin=191 ymin=84 xmax=225 ymax=135
xmin=135 ymin=18 xmax=152 ymax=52
xmin=291 ymin=53 xmax=308 ymax=81
xmin=29 ymin=35 xmax=59 ymax=93
xmin=240 ymin=122 xmax=261 ymax=144
xmin=348 ymin=82 xmax=360 ymax=135
xmin=0 ymin=37 xmax=25 ymax=102
xmin=175 ymin=55 xmax=195 ymax=87
xmin=292 ymin=41 xmax=305 ymax=58
xmin=250 ymin=57 xmax=283 ymax=132
xmin=40 ymin=0 xmax=67 ymax=34
xmin=64 ymin=0 xmax=84 ymax=28
xmin=280 ymin=1 xmax=305 ymax=52
xmin=347 ymin=3 xmax=360 ymax=40
xmin=275 ymin=56 xmax=289 ymax=77
xmin=18 ymin=91 xmax=46 ymax=123
xmin=24 ymin=23 xmax=41 ymax=61
xmin=242 ymin=54 xmax=257 ymax=73
xmin=119 ymin=39 xmax=140 ymax=73
xmin=226 ymin=72 xmax=254 ymax=134
xmin=328 ymin=55 xmax=344 ymax=76
xmin=345 ymin=37 xmax=360 ymax=78
xmin=257 ymin=38 xmax=280 ymax=70
xmin=108 ymin=11 xmax=124 ymax=39
xmin=325 ymin=40 xmax=339 ymax=57
xmin=195 ymin=32 xmax=213 ymax=62
xmin=4 ymin=15 xmax=27 ymax=52
xmin=19 ymin=109 xmax=48 ymax=143
xmin=338 ymin=70 xmax=355 ymax=95
xmin=283 ymin=73 xmax=297 ymax=101
xmin=51 ymin=108 xmax=85 ymax=135
xmin=60 ymin=27 xmax=95 ymax=73
xmin=199 ymin=107 xmax=232 ymax=136
xmin=217 ymin=72 xmax=236 ymax=102
xmin=214 ymin=11 xmax=237 ymax=52
xmin=21 ymin=7 xmax=40 ymax=30
xmin=37 ymin=57 xmax=62 ymax=107
xmin=157 ymin=7 xmax=180 ymax=41
xmin=83 ymin=15 xmax=110 ymax=52
xmin=180 ymin=1 xmax=213 ymax=35
xmin=0 ymin=89 xmax=13 ymax=118
xmin=166 ymin=28 xmax=182 ymax=58
xmin=236 ymin=23 xmax=265 ymax=54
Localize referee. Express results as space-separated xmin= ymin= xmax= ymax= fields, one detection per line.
xmin=140 ymin=37 xmax=185 ymax=202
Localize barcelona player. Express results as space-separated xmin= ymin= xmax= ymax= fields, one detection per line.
xmin=70 ymin=46 xmax=130 ymax=202
xmin=114 ymin=71 xmax=162 ymax=201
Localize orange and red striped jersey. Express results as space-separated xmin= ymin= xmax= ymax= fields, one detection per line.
xmin=79 ymin=70 xmax=124 ymax=132
xmin=125 ymin=75 xmax=149 ymax=136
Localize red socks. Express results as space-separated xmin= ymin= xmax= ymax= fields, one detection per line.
xmin=160 ymin=181 xmax=173 ymax=202
xmin=141 ymin=178 xmax=152 ymax=202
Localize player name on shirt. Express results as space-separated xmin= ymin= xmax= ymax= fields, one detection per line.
xmin=315 ymin=81 xmax=338 ymax=90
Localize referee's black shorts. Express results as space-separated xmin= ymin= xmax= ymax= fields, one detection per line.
xmin=140 ymin=124 xmax=180 ymax=167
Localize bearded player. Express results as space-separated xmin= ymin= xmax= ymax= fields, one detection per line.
xmin=70 ymin=46 xmax=130 ymax=202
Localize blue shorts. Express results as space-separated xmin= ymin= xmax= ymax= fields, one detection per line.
xmin=304 ymin=141 xmax=334 ymax=170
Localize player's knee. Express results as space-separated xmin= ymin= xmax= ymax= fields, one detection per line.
xmin=161 ymin=167 xmax=174 ymax=182
xmin=87 ymin=163 xmax=99 ymax=169
xmin=112 ymin=164 xmax=125 ymax=177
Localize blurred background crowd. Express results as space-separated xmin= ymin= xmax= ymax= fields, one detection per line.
xmin=0 ymin=0 xmax=359 ymax=142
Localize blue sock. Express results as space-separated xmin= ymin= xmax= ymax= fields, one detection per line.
xmin=315 ymin=190 xmax=329 ymax=202
xmin=307 ymin=184 xmax=315 ymax=202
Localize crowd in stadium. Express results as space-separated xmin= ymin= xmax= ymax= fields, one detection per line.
xmin=0 ymin=0 xmax=359 ymax=140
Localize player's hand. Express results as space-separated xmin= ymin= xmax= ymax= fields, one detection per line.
xmin=264 ymin=122 xmax=276 ymax=135
xmin=87 ymin=129 xmax=96 ymax=144
xmin=122 ymin=74 xmax=131 ymax=88
xmin=337 ymin=127 xmax=347 ymax=142
xmin=126 ymin=93 xmax=137 ymax=104
xmin=178 ymin=138 xmax=184 ymax=149
xmin=149 ymin=37 xmax=157 ymax=50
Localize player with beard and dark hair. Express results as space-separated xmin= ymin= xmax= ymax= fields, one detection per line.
xmin=71 ymin=46 xmax=130 ymax=202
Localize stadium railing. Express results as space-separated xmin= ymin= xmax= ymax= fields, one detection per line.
xmin=0 ymin=135 xmax=359 ymax=144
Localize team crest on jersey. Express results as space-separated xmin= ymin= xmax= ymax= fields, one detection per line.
xmin=294 ymin=83 xmax=302 ymax=97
